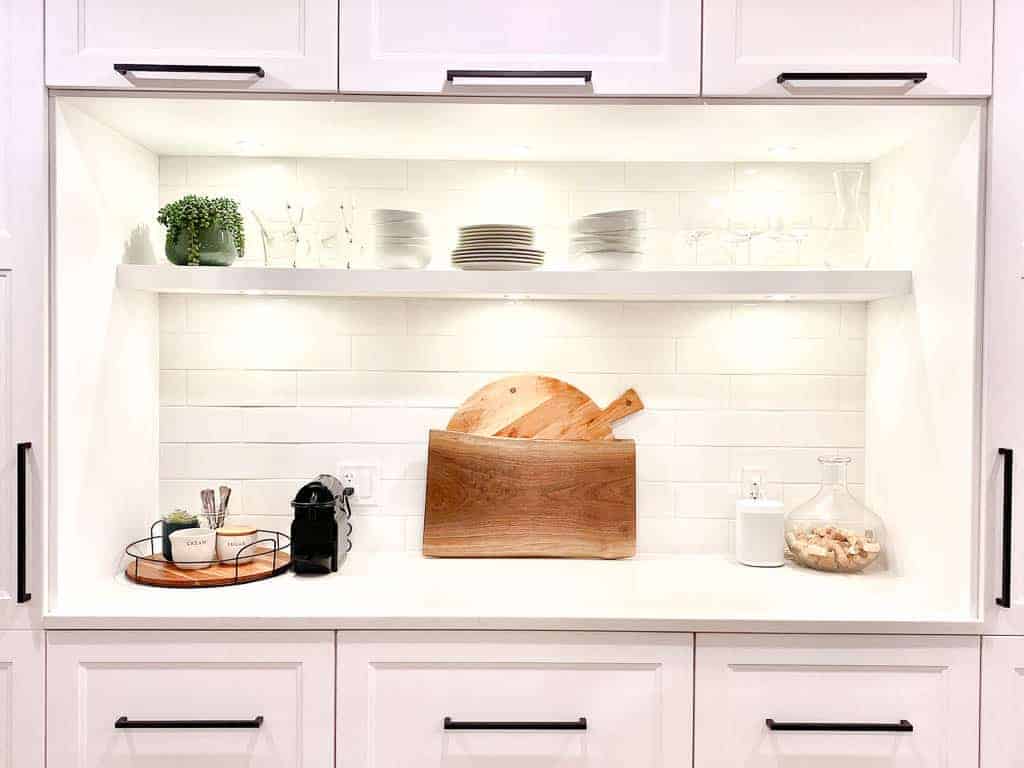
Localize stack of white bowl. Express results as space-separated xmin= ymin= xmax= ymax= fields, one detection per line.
xmin=372 ymin=209 xmax=430 ymax=269
xmin=571 ymin=209 xmax=646 ymax=270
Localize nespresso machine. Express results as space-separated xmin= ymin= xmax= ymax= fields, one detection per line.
xmin=290 ymin=474 xmax=353 ymax=574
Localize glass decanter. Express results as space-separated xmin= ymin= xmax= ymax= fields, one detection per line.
xmin=784 ymin=456 xmax=884 ymax=573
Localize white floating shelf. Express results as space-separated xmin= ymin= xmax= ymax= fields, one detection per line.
xmin=117 ymin=264 xmax=913 ymax=302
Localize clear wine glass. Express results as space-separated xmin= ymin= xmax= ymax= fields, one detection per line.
xmin=686 ymin=229 xmax=715 ymax=264
xmin=725 ymin=215 xmax=767 ymax=265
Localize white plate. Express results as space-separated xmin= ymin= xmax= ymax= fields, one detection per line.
xmin=457 ymin=233 xmax=535 ymax=243
xmin=460 ymin=224 xmax=533 ymax=231
xmin=452 ymin=248 xmax=544 ymax=256
xmin=453 ymin=260 xmax=542 ymax=271
xmin=452 ymin=251 xmax=545 ymax=259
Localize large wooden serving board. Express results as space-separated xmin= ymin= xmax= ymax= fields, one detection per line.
xmin=124 ymin=549 xmax=291 ymax=587
xmin=423 ymin=430 xmax=636 ymax=559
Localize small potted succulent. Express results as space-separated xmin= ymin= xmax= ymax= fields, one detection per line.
xmin=157 ymin=194 xmax=246 ymax=266
xmin=162 ymin=508 xmax=200 ymax=561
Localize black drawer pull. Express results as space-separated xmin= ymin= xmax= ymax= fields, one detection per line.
xmin=114 ymin=64 xmax=266 ymax=78
xmin=115 ymin=716 xmax=264 ymax=729
xmin=446 ymin=69 xmax=592 ymax=83
xmin=444 ymin=717 xmax=587 ymax=731
xmin=16 ymin=442 xmax=30 ymax=604
xmin=766 ymin=718 xmax=913 ymax=733
xmin=998 ymin=447 xmax=1015 ymax=607
xmin=777 ymin=72 xmax=927 ymax=85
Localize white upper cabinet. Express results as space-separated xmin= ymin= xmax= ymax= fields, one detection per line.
xmin=702 ymin=0 xmax=993 ymax=97
xmin=0 ymin=0 xmax=45 ymax=628
xmin=45 ymin=0 xmax=339 ymax=91
xmin=339 ymin=0 xmax=701 ymax=95
xmin=984 ymin=0 xmax=1024 ymax=634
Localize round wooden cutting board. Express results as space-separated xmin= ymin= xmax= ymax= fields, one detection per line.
xmin=446 ymin=375 xmax=643 ymax=441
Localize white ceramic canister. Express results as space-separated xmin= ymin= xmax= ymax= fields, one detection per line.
xmin=735 ymin=472 xmax=785 ymax=568
xmin=216 ymin=526 xmax=259 ymax=565
xmin=169 ymin=528 xmax=217 ymax=570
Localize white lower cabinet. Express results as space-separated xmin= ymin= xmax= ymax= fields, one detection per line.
xmin=46 ymin=631 xmax=335 ymax=768
xmin=695 ymin=634 xmax=981 ymax=767
xmin=0 ymin=631 xmax=44 ymax=768
xmin=981 ymin=636 xmax=1024 ymax=768
xmin=337 ymin=631 xmax=694 ymax=767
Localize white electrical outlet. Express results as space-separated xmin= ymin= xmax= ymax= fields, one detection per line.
xmin=336 ymin=463 xmax=378 ymax=504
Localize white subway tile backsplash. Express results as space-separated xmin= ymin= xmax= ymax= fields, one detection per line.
xmin=161 ymin=406 xmax=245 ymax=443
xmin=159 ymin=156 xmax=188 ymax=186
xmin=188 ymin=371 xmax=297 ymax=406
xmin=516 ymin=162 xmax=625 ymax=190
xmin=157 ymin=155 xmax=871 ymax=553
xmin=162 ymin=332 xmax=352 ymax=370
xmin=160 ymin=372 xmax=188 ymax=406
xmin=242 ymin=407 xmax=353 ymax=443
xmin=296 ymin=158 xmax=408 ymax=190
xmin=625 ymin=162 xmax=734 ymax=192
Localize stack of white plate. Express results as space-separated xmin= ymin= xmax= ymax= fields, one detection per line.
xmin=451 ymin=224 xmax=544 ymax=271
xmin=373 ymin=209 xmax=430 ymax=269
xmin=572 ymin=209 xmax=646 ymax=270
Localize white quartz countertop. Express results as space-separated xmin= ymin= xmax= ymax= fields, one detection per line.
xmin=44 ymin=553 xmax=979 ymax=632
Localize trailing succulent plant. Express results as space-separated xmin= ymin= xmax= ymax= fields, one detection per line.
xmin=163 ymin=508 xmax=198 ymax=524
xmin=157 ymin=195 xmax=245 ymax=265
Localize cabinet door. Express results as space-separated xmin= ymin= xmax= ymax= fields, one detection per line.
xmin=339 ymin=0 xmax=701 ymax=95
xmin=981 ymin=636 xmax=1024 ymax=768
xmin=47 ymin=631 xmax=335 ymax=768
xmin=0 ymin=632 xmax=43 ymax=768
xmin=338 ymin=631 xmax=693 ymax=767
xmin=984 ymin=0 xmax=1024 ymax=635
xmin=45 ymin=0 xmax=338 ymax=91
xmin=702 ymin=0 xmax=993 ymax=97
xmin=695 ymin=634 xmax=980 ymax=767
xmin=0 ymin=0 xmax=45 ymax=627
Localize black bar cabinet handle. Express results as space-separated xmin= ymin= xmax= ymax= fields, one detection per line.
xmin=998 ymin=447 xmax=1014 ymax=608
xmin=16 ymin=442 xmax=30 ymax=604
xmin=446 ymin=69 xmax=592 ymax=83
xmin=777 ymin=72 xmax=927 ymax=85
xmin=115 ymin=715 xmax=264 ymax=729
xmin=766 ymin=718 xmax=913 ymax=733
xmin=443 ymin=717 xmax=587 ymax=731
xmin=114 ymin=64 xmax=266 ymax=78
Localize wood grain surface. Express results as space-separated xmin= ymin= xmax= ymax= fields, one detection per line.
xmin=124 ymin=549 xmax=291 ymax=587
xmin=446 ymin=375 xmax=643 ymax=441
xmin=423 ymin=430 xmax=636 ymax=559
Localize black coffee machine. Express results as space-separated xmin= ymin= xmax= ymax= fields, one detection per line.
xmin=290 ymin=474 xmax=353 ymax=574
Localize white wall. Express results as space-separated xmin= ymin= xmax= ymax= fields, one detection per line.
xmin=865 ymin=107 xmax=982 ymax=604
xmin=53 ymin=103 xmax=161 ymax=595
xmin=158 ymin=295 xmax=867 ymax=554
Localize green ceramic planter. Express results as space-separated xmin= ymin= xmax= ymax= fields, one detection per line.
xmin=166 ymin=224 xmax=239 ymax=267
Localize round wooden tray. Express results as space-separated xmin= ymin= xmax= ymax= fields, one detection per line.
xmin=125 ymin=549 xmax=291 ymax=588
xmin=124 ymin=526 xmax=292 ymax=588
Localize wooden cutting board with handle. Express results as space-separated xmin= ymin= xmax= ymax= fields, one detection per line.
xmin=446 ymin=375 xmax=643 ymax=441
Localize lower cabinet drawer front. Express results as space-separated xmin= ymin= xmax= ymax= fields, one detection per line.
xmin=47 ymin=631 xmax=334 ymax=768
xmin=338 ymin=631 xmax=694 ymax=768
xmin=694 ymin=634 xmax=980 ymax=768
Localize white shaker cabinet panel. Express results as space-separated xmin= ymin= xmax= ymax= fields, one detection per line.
xmin=702 ymin=0 xmax=993 ymax=97
xmin=694 ymin=634 xmax=980 ymax=768
xmin=339 ymin=0 xmax=701 ymax=95
xmin=984 ymin=0 xmax=1024 ymax=635
xmin=337 ymin=631 xmax=693 ymax=768
xmin=0 ymin=0 xmax=45 ymax=629
xmin=981 ymin=636 xmax=1024 ymax=768
xmin=47 ymin=631 xmax=335 ymax=768
xmin=45 ymin=0 xmax=339 ymax=91
xmin=0 ymin=632 xmax=44 ymax=768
